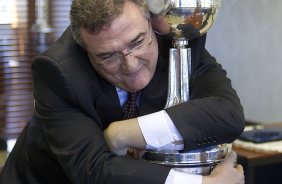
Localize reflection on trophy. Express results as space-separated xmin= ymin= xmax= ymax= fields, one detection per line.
xmin=143 ymin=0 xmax=231 ymax=175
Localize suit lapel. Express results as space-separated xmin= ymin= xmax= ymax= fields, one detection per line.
xmin=94 ymin=76 xmax=123 ymax=128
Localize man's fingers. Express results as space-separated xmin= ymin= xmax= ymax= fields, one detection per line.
xmin=151 ymin=15 xmax=170 ymax=35
xmin=221 ymin=151 xmax=238 ymax=166
xmin=236 ymin=164 xmax=244 ymax=174
xmin=147 ymin=0 xmax=167 ymax=14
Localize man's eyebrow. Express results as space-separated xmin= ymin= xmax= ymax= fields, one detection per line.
xmin=95 ymin=51 xmax=114 ymax=58
xmin=94 ymin=32 xmax=147 ymax=58
xmin=129 ymin=32 xmax=146 ymax=45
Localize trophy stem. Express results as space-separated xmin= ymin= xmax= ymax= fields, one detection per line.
xmin=165 ymin=38 xmax=191 ymax=108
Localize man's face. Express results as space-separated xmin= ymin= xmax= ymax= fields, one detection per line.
xmin=80 ymin=1 xmax=158 ymax=92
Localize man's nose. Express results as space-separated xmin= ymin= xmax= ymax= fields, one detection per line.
xmin=121 ymin=53 xmax=139 ymax=72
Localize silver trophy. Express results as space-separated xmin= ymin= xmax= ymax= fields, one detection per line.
xmin=143 ymin=0 xmax=230 ymax=175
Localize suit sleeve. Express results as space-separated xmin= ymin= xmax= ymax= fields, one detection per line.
xmin=165 ymin=41 xmax=245 ymax=151
xmin=31 ymin=55 xmax=170 ymax=184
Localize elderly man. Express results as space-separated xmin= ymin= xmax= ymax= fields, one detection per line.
xmin=0 ymin=0 xmax=244 ymax=183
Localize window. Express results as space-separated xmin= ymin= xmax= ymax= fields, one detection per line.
xmin=50 ymin=1 xmax=71 ymax=39
xmin=0 ymin=0 xmax=71 ymax=141
xmin=0 ymin=0 xmax=32 ymax=140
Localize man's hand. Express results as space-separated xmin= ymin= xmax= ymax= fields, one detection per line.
xmin=126 ymin=147 xmax=146 ymax=159
xmin=151 ymin=14 xmax=170 ymax=35
xmin=103 ymin=119 xmax=146 ymax=156
xmin=203 ymin=151 xmax=245 ymax=184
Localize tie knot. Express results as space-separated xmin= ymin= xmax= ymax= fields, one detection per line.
xmin=127 ymin=92 xmax=138 ymax=101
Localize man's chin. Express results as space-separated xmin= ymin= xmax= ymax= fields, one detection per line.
xmin=126 ymin=81 xmax=148 ymax=92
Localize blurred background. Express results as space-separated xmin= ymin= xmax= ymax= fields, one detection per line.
xmin=0 ymin=0 xmax=282 ymax=183
xmin=0 ymin=0 xmax=71 ymax=146
xmin=206 ymin=0 xmax=282 ymax=124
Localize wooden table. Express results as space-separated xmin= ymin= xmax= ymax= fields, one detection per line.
xmin=234 ymin=147 xmax=282 ymax=184
xmin=233 ymin=122 xmax=282 ymax=184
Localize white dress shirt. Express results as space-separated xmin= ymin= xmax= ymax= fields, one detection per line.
xmin=116 ymin=88 xmax=202 ymax=184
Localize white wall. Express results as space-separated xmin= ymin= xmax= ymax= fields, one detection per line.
xmin=206 ymin=0 xmax=282 ymax=123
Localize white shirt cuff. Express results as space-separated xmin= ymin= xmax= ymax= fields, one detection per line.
xmin=165 ymin=169 xmax=202 ymax=184
xmin=138 ymin=110 xmax=183 ymax=151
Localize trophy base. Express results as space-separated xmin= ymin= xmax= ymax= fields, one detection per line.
xmin=142 ymin=144 xmax=231 ymax=175
xmin=171 ymin=163 xmax=218 ymax=175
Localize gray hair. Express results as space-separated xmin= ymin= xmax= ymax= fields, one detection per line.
xmin=70 ymin=0 xmax=150 ymax=47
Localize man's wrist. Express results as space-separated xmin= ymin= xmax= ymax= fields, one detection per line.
xmin=104 ymin=119 xmax=146 ymax=155
xmin=103 ymin=122 xmax=127 ymax=155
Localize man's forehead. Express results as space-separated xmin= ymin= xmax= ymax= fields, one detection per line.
xmin=81 ymin=21 xmax=148 ymax=45
xmin=82 ymin=28 xmax=141 ymax=56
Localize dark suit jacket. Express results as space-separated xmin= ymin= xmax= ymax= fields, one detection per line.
xmin=0 ymin=27 xmax=245 ymax=184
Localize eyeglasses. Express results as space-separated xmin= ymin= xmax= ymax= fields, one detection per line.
xmin=90 ymin=24 xmax=153 ymax=65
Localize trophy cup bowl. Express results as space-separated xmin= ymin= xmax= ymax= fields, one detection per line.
xmin=142 ymin=0 xmax=229 ymax=176
xmin=149 ymin=0 xmax=221 ymax=40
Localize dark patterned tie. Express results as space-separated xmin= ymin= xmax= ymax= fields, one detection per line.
xmin=122 ymin=92 xmax=139 ymax=119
